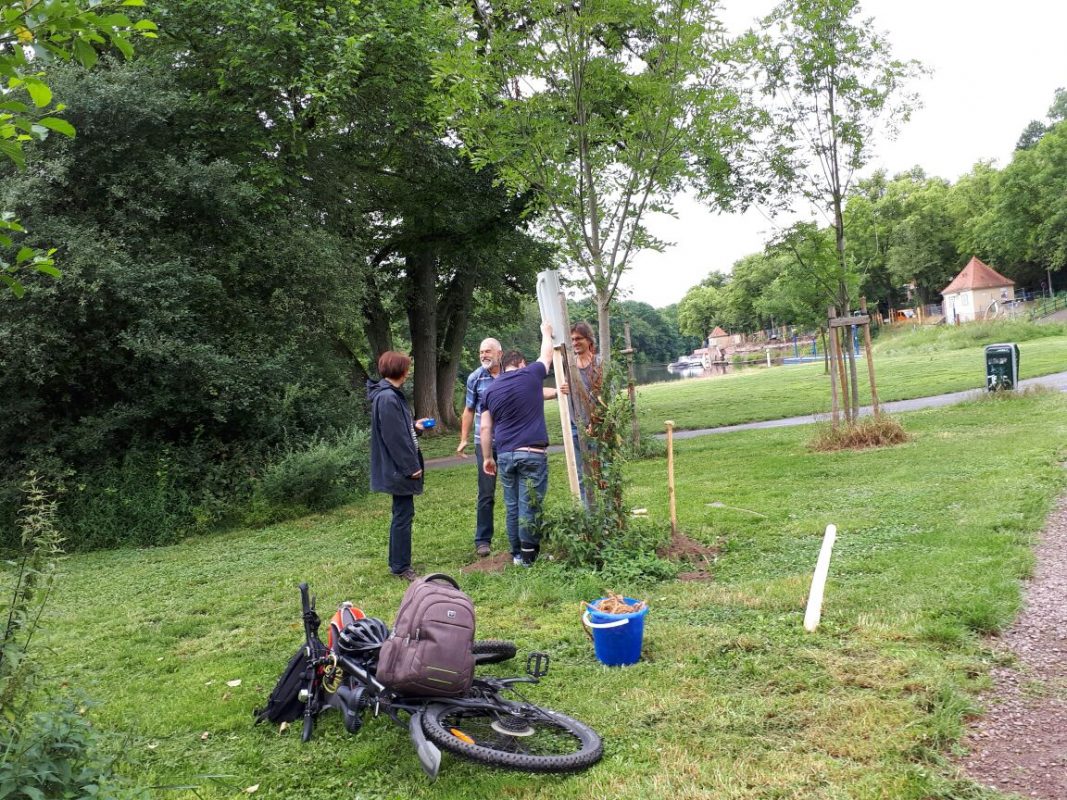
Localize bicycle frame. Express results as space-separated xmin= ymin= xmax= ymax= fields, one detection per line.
xmin=298 ymin=582 xmax=554 ymax=778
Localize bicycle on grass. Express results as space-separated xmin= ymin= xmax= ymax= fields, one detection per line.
xmin=295 ymin=582 xmax=603 ymax=778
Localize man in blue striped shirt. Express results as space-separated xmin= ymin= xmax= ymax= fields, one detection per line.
xmin=457 ymin=338 xmax=503 ymax=557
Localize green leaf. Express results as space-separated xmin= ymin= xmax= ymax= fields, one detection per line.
xmin=23 ymin=79 xmax=53 ymax=109
xmin=16 ymin=247 xmax=35 ymax=264
xmin=121 ymin=0 xmax=147 ymax=5
xmin=111 ymin=34 xmax=134 ymax=60
xmin=73 ymin=38 xmax=99 ymax=69
xmin=33 ymin=264 xmax=62 ymax=279
xmin=38 ymin=117 xmax=76 ymax=138
xmin=133 ymin=20 xmax=158 ymax=31
xmin=0 ymin=274 xmax=26 ymax=298
xmin=0 ymin=139 xmax=26 ymax=169
xmin=0 ymin=101 xmax=30 ymax=113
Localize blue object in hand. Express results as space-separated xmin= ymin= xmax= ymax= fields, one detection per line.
xmin=422 ymin=418 xmax=436 ymax=429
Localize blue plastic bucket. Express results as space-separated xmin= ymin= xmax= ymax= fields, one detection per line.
xmin=582 ymin=597 xmax=649 ymax=667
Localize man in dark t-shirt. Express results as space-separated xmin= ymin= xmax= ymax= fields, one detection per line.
xmin=481 ymin=322 xmax=554 ymax=566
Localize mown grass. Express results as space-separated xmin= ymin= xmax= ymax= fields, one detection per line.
xmin=418 ymin=323 xmax=1067 ymax=459
xmin=33 ymin=388 xmax=1067 ymax=799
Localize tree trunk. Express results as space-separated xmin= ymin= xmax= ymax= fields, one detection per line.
xmin=361 ymin=272 xmax=394 ymax=368
xmin=405 ymin=249 xmax=441 ymax=422
xmin=596 ymin=284 xmax=612 ymax=366
xmin=434 ymin=269 xmax=477 ymax=430
xmin=335 ymin=338 xmax=370 ymax=391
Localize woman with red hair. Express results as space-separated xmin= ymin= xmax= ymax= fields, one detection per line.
xmin=367 ymin=352 xmax=431 ymax=581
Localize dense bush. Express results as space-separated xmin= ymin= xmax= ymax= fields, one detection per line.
xmin=253 ymin=426 xmax=370 ymax=517
xmin=0 ymin=61 xmax=370 ymax=549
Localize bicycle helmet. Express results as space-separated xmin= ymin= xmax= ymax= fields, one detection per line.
xmin=327 ymin=601 xmax=366 ymax=651
xmin=335 ymin=617 xmax=390 ymax=655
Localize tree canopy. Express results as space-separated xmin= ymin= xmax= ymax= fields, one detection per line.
xmin=435 ymin=0 xmax=752 ymax=361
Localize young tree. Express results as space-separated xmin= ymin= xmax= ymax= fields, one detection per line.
xmin=750 ymin=0 xmax=921 ymax=420
xmin=435 ymin=0 xmax=751 ymax=362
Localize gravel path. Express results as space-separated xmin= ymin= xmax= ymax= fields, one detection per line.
xmin=958 ymin=493 xmax=1067 ymax=799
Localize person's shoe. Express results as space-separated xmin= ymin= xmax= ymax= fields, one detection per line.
xmin=393 ymin=568 xmax=418 ymax=582
xmin=475 ymin=543 xmax=491 ymax=557
xmin=512 ymin=556 xmax=524 ymax=566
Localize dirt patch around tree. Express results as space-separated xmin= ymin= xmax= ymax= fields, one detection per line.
xmin=459 ymin=530 xmax=721 ymax=579
xmin=658 ymin=531 xmax=720 ymax=582
xmin=460 ymin=551 xmax=514 ymax=574
xmin=956 ymin=493 xmax=1067 ymax=799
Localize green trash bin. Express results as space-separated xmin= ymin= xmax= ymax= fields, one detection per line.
xmin=985 ymin=343 xmax=1020 ymax=391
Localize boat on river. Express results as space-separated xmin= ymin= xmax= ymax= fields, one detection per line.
xmin=667 ymin=356 xmax=705 ymax=373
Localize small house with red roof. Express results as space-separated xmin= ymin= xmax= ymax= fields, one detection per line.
xmin=941 ymin=257 xmax=1015 ymax=324
xmin=708 ymin=326 xmax=732 ymax=349
xmin=705 ymin=326 xmax=733 ymax=362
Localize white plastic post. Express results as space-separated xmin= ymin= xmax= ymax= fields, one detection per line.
xmin=803 ymin=524 xmax=837 ymax=632
xmin=534 ymin=270 xmax=566 ymax=348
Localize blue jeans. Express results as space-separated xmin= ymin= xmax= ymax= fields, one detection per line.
xmin=473 ymin=439 xmax=497 ymax=546
xmin=389 ymin=494 xmax=414 ymax=574
xmin=497 ymin=451 xmax=548 ymax=558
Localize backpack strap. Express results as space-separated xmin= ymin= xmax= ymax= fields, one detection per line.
xmin=421 ymin=573 xmax=460 ymax=590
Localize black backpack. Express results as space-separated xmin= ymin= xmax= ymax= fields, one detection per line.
xmin=253 ymin=641 xmax=324 ymax=725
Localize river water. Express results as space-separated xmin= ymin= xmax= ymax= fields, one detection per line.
xmin=633 ymin=362 xmax=735 ymax=385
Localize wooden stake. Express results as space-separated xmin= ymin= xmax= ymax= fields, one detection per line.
xmin=550 ymin=292 xmax=584 ymax=499
xmin=827 ymin=307 xmax=840 ymax=427
xmin=553 ymin=348 xmax=580 ymax=499
xmin=666 ymin=420 xmax=678 ymax=536
xmin=835 ymin=325 xmax=851 ymax=423
xmin=622 ymin=321 xmax=640 ymax=449
xmin=860 ymin=296 xmax=880 ymax=416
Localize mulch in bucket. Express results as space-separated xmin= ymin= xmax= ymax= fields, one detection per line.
xmin=582 ymin=594 xmax=649 ymax=667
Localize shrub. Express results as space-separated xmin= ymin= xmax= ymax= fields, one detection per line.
xmin=543 ymin=500 xmax=677 ymax=583
xmin=58 ymin=448 xmax=194 ymax=550
xmin=253 ymin=426 xmax=369 ymax=516
xmin=0 ymin=701 xmax=145 ymax=800
xmin=543 ymin=367 xmax=676 ymax=582
xmin=809 ymin=414 xmax=909 ymax=452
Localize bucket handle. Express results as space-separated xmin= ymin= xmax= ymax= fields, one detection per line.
xmin=581 ymin=610 xmax=630 ymax=632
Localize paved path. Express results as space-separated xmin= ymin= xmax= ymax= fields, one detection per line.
xmin=425 ymin=370 xmax=1067 ymax=470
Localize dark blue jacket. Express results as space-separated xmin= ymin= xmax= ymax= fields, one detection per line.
xmin=367 ymin=379 xmax=424 ymax=496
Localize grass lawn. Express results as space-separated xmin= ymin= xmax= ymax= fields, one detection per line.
xmin=37 ymin=388 xmax=1067 ymax=799
xmin=417 ymin=321 xmax=1067 ymax=460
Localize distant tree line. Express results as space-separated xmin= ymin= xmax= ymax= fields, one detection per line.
xmin=679 ymin=88 xmax=1067 ymax=338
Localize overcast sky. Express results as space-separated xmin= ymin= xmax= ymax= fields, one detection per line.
xmin=619 ymin=0 xmax=1067 ymax=309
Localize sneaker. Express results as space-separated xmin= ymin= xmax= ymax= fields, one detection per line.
xmin=393 ymin=568 xmax=418 ymax=582
xmin=475 ymin=543 xmax=491 ymax=557
xmin=512 ymin=556 xmax=524 ymax=566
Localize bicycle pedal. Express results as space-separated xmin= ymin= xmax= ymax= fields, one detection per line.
xmin=525 ymin=651 xmax=550 ymax=679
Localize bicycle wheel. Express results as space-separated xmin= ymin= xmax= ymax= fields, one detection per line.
xmin=472 ymin=639 xmax=517 ymax=666
xmin=421 ymin=702 xmax=602 ymax=773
